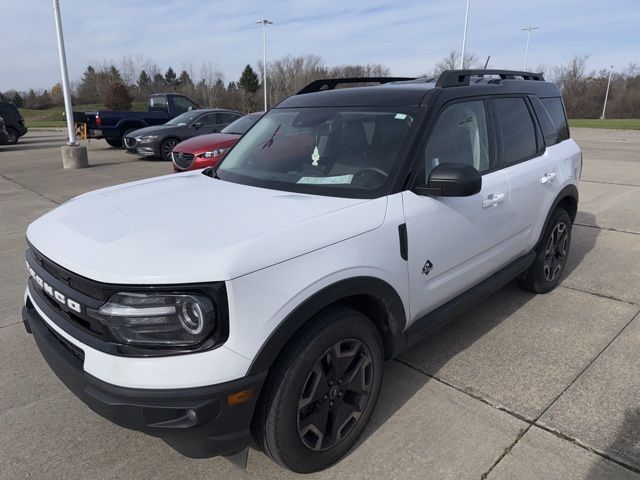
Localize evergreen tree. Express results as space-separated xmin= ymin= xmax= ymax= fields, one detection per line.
xmin=238 ymin=65 xmax=259 ymax=94
xmin=11 ymin=92 xmax=23 ymax=108
xmin=164 ymin=67 xmax=178 ymax=90
xmin=178 ymin=70 xmax=193 ymax=88
xmin=153 ymin=73 xmax=165 ymax=91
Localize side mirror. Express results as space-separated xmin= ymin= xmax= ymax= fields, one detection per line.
xmin=192 ymin=122 xmax=203 ymax=129
xmin=413 ymin=163 xmax=482 ymax=197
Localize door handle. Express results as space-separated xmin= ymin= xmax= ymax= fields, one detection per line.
xmin=539 ymin=172 xmax=557 ymax=184
xmin=482 ymin=192 xmax=505 ymax=208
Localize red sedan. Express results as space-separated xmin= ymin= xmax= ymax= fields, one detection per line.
xmin=171 ymin=112 xmax=263 ymax=172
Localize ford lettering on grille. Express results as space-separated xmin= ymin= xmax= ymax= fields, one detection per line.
xmin=26 ymin=260 xmax=82 ymax=313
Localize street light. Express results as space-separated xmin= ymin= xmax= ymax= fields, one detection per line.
xmin=52 ymin=0 xmax=88 ymax=168
xmin=459 ymin=0 xmax=470 ymax=69
xmin=521 ymin=26 xmax=539 ymax=71
xmin=256 ymin=19 xmax=273 ymax=111
xmin=601 ymin=65 xmax=614 ymax=120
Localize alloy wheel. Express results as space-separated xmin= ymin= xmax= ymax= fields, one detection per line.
xmin=543 ymin=221 xmax=568 ymax=281
xmin=297 ymin=338 xmax=374 ymax=451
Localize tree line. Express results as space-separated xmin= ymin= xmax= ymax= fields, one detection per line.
xmin=1 ymin=53 xmax=639 ymax=118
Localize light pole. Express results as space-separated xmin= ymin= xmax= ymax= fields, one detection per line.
xmin=256 ymin=19 xmax=273 ymax=111
xmin=53 ymin=0 xmax=88 ymax=168
xmin=459 ymin=0 xmax=470 ymax=69
xmin=521 ymin=26 xmax=539 ymax=71
xmin=601 ymin=65 xmax=614 ymax=119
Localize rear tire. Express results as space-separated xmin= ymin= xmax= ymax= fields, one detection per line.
xmin=518 ymin=208 xmax=572 ymax=293
xmin=5 ymin=127 xmax=18 ymax=145
xmin=105 ymin=137 xmax=122 ymax=148
xmin=252 ymin=307 xmax=383 ymax=473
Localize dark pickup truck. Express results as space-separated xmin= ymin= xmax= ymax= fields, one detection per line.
xmin=77 ymin=93 xmax=199 ymax=147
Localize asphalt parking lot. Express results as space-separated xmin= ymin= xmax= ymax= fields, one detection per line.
xmin=1 ymin=128 xmax=639 ymax=479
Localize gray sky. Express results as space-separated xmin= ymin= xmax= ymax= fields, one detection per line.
xmin=1 ymin=0 xmax=639 ymax=91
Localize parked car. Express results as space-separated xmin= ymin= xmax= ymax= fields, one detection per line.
xmin=75 ymin=93 xmax=200 ymax=148
xmin=124 ymin=109 xmax=242 ymax=161
xmin=23 ymin=70 xmax=580 ymax=473
xmin=0 ymin=116 xmax=9 ymax=145
xmin=171 ymin=112 xmax=263 ymax=172
xmin=0 ymin=101 xmax=28 ymax=144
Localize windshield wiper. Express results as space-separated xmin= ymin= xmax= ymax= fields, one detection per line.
xmin=202 ymin=167 xmax=220 ymax=179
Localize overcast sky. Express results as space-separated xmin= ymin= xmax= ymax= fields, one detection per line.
xmin=1 ymin=0 xmax=638 ymax=91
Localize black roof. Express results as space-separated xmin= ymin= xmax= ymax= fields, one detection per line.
xmin=277 ymin=70 xmax=561 ymax=109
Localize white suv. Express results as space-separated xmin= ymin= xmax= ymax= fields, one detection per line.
xmin=23 ymin=70 xmax=581 ymax=473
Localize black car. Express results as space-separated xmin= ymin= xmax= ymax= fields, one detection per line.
xmin=0 ymin=102 xmax=28 ymax=144
xmin=124 ymin=108 xmax=242 ymax=160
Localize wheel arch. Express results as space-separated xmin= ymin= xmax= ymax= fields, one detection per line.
xmin=537 ymin=183 xmax=579 ymax=247
xmin=246 ymin=276 xmax=407 ymax=376
xmin=116 ymin=119 xmax=146 ymax=134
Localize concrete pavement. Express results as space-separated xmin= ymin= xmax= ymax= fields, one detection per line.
xmin=0 ymin=128 xmax=639 ymax=479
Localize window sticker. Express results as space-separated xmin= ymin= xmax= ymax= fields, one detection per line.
xmin=297 ymin=174 xmax=354 ymax=185
xmin=395 ymin=113 xmax=408 ymax=120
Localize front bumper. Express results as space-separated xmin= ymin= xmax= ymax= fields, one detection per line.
xmin=126 ymin=146 xmax=157 ymax=157
xmin=23 ymin=299 xmax=266 ymax=458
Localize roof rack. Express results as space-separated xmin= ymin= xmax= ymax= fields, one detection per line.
xmin=436 ymin=69 xmax=545 ymax=88
xmin=297 ymin=77 xmax=416 ymax=94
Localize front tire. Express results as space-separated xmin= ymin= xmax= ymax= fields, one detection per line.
xmin=160 ymin=138 xmax=179 ymax=161
xmin=518 ymin=208 xmax=572 ymax=293
xmin=253 ymin=307 xmax=383 ymax=473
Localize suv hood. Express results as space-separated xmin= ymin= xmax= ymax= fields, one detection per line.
xmin=27 ymin=173 xmax=388 ymax=284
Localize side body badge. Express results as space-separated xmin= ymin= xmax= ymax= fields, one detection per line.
xmin=422 ymin=260 xmax=433 ymax=276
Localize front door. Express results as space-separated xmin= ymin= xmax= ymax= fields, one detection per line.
xmin=402 ymin=99 xmax=521 ymax=324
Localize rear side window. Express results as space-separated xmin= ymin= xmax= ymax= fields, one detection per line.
xmin=218 ymin=112 xmax=241 ymax=124
xmin=541 ymin=98 xmax=570 ymax=142
xmin=530 ymin=96 xmax=558 ymax=146
xmin=492 ymin=98 xmax=537 ymax=165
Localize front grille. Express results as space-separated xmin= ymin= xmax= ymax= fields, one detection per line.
xmin=172 ymin=151 xmax=195 ymax=170
xmin=124 ymin=136 xmax=138 ymax=148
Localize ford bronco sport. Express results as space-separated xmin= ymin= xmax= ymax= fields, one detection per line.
xmin=23 ymin=70 xmax=581 ymax=473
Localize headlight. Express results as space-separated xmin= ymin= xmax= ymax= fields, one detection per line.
xmin=138 ymin=135 xmax=158 ymax=144
xmin=87 ymin=292 xmax=216 ymax=347
xmin=200 ymin=148 xmax=228 ymax=158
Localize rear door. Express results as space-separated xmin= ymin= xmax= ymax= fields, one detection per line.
xmin=402 ymin=99 xmax=521 ymax=321
xmin=490 ymin=97 xmax=560 ymax=254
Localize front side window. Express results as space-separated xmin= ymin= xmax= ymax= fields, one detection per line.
xmin=422 ymin=100 xmax=490 ymax=181
xmin=493 ymin=97 xmax=538 ymax=165
xmin=216 ymin=107 xmax=417 ymax=197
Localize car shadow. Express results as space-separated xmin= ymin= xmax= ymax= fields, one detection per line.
xmin=353 ymin=211 xmax=600 ymax=450
xmin=583 ymin=407 xmax=640 ymax=478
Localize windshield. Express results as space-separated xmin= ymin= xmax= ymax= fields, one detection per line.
xmin=216 ymin=107 xmax=416 ymax=197
xmin=165 ymin=111 xmax=201 ymax=127
xmin=221 ymin=114 xmax=261 ymax=135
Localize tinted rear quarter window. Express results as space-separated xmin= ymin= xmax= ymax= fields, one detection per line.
xmin=541 ymin=97 xmax=570 ymax=142
xmin=492 ymin=98 xmax=538 ymax=165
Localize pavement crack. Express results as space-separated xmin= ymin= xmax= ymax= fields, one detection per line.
xmin=479 ymin=425 xmax=531 ymax=479
xmin=581 ymin=179 xmax=640 ymax=188
xmin=559 ymin=284 xmax=639 ymax=306
xmin=533 ymin=423 xmax=640 ymax=475
xmin=574 ymin=222 xmax=640 ymax=236
xmin=0 ymin=172 xmax=61 ymax=205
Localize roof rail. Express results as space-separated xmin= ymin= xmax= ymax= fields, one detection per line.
xmin=297 ymin=77 xmax=416 ymax=94
xmin=436 ymin=69 xmax=545 ymax=88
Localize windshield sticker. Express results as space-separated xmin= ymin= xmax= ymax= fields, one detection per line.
xmin=394 ymin=113 xmax=408 ymax=120
xmin=297 ymin=174 xmax=354 ymax=185
xmin=311 ymin=146 xmax=320 ymax=166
